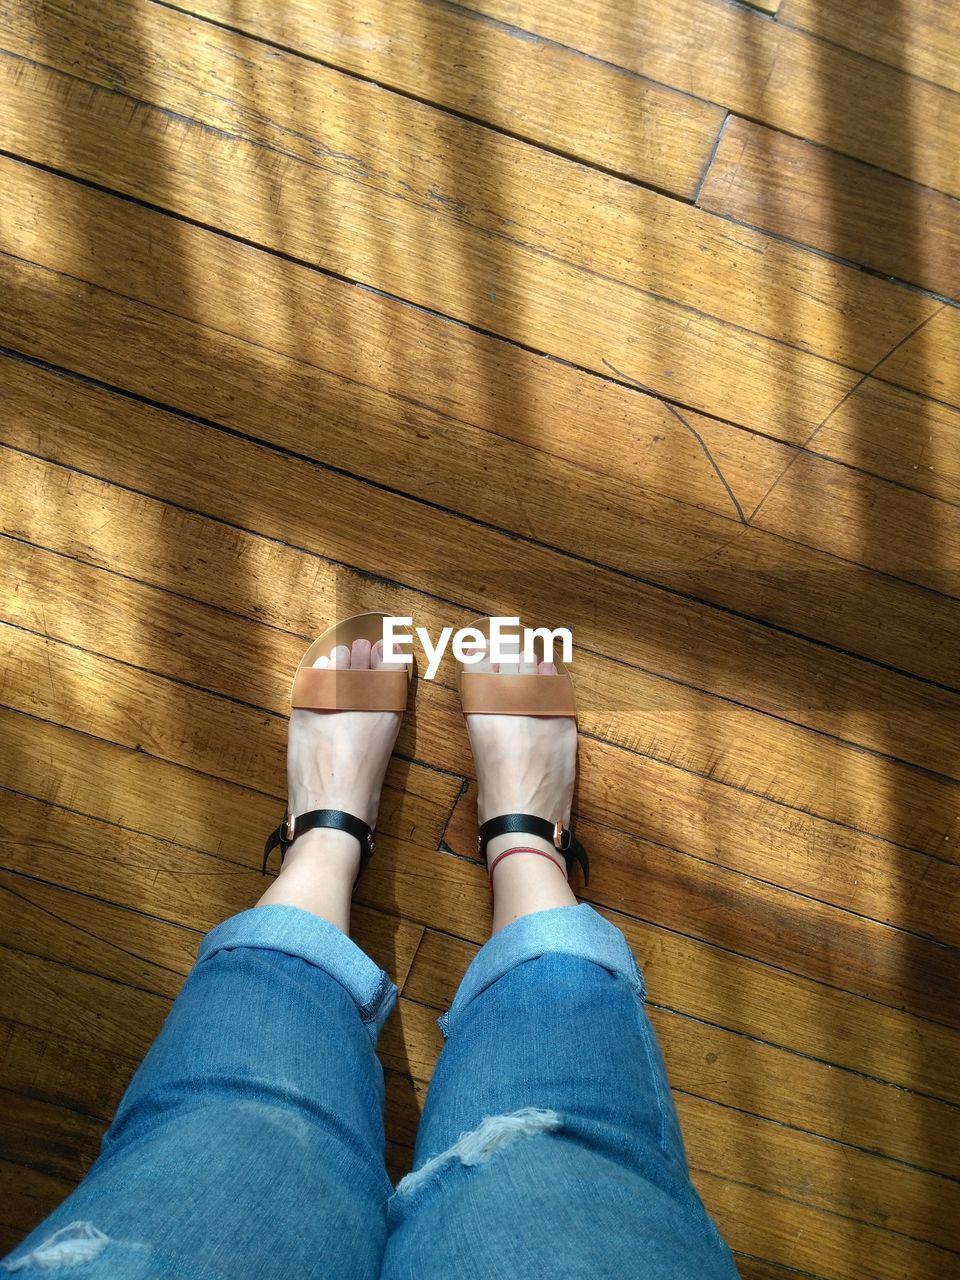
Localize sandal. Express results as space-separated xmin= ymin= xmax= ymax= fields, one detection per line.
xmin=262 ymin=612 xmax=411 ymax=884
xmin=456 ymin=616 xmax=589 ymax=887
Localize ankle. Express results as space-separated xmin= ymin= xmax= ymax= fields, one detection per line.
xmin=485 ymin=832 xmax=566 ymax=878
xmin=488 ymin=849 xmax=577 ymax=935
xmin=281 ymin=827 xmax=363 ymax=878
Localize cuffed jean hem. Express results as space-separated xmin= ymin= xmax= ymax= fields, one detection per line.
xmin=438 ymin=902 xmax=646 ymax=1039
xmin=199 ymin=904 xmax=399 ymax=1043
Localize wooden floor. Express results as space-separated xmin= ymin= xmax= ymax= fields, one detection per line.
xmin=1 ymin=0 xmax=959 ymax=1274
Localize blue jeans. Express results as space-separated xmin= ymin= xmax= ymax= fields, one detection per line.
xmin=3 ymin=903 xmax=737 ymax=1279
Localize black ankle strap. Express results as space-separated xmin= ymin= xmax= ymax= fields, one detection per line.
xmin=262 ymin=809 xmax=376 ymax=880
xmin=478 ymin=814 xmax=589 ymax=886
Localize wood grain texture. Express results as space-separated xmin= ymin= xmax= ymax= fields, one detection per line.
xmin=0 ymin=156 xmax=944 ymax=513
xmin=1 ymin=264 xmax=960 ymax=716
xmin=457 ymin=0 xmax=960 ymax=195
xmin=815 ymin=379 xmax=960 ymax=506
xmin=10 ymin=239 xmax=960 ymax=639
xmin=3 ymin=175 xmax=960 ymax=684
xmin=0 ymin=4 xmax=934 ymax=391
xmin=780 ymin=0 xmax=960 ymax=93
xmin=175 ymin=0 xmax=725 ymax=196
xmin=875 ymin=306 xmax=960 ymax=409
xmin=699 ymin=116 xmax=960 ymax=301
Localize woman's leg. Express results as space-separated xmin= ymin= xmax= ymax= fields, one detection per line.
xmin=381 ymin=650 xmax=738 ymax=1280
xmin=3 ymin=639 xmax=403 ymax=1280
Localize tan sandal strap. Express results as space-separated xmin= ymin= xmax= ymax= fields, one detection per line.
xmin=292 ymin=667 xmax=409 ymax=711
xmin=460 ymin=672 xmax=576 ymax=716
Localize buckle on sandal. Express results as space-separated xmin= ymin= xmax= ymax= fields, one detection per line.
xmin=284 ymin=813 xmax=296 ymax=845
xmin=553 ymin=822 xmax=571 ymax=852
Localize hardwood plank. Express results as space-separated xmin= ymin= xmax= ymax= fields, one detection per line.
xmin=745 ymin=449 xmax=960 ymax=588
xmin=5 ymin=715 xmax=959 ymax=1109
xmin=0 ymin=245 xmax=796 ymax=524
xmin=875 ymin=306 xmax=960 ymax=410
xmin=0 ymin=868 xmax=415 ymax=1023
xmin=0 ymin=810 xmax=426 ymax=996
xmin=0 ymin=1090 xmax=101 ymax=1185
xmin=1 ymin=870 xmax=195 ymax=1000
xmin=0 ymin=9 xmax=931 ymax=412
xmin=7 ymin=0 xmax=933 ymax=369
xmin=779 ymin=0 xmax=960 ymax=94
xmin=457 ymin=0 xmax=960 ymax=196
xmin=698 ymin=116 xmax=960 ymax=301
xmin=5 ymin=246 xmax=960 ymax=643
xmin=444 ymin=778 xmax=960 ymax=1025
xmin=0 ymin=179 xmax=947 ymax=537
xmin=734 ymin=1261 xmax=823 ymax=1280
xmin=0 ymin=947 xmax=169 ymax=1061
xmin=0 ymin=1098 xmax=101 ymax=1254
xmin=3 ymin=233 xmax=958 ymax=671
xmin=406 ymin=921 xmax=960 ymax=1175
xmin=170 ymin=0 xmax=724 ymax=197
xmin=0 ymin=1160 xmax=74 ymax=1257
xmin=0 ymin=1019 xmax=132 ymax=1120
xmin=7 ymin=588 xmax=960 ymax=1003
xmin=813 ymin=379 xmax=960 ymax=508
xmin=698 ymin=1166 xmax=958 ymax=1280
xmin=5 ymin=427 xmax=960 ymax=868
xmin=384 ymin=1069 xmax=428 ymax=1150
xmin=675 ymin=1091 xmax=959 ymax=1254
xmin=5 ymin=330 xmax=960 ymax=778
xmin=4 ymin=362 xmax=960 ymax=803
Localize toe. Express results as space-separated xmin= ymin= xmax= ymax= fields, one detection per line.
xmin=373 ymin=638 xmax=405 ymax=670
xmin=498 ymin=633 xmax=521 ymax=675
xmin=351 ymin=637 xmax=372 ymax=669
xmin=332 ymin=644 xmax=351 ymax=669
xmin=517 ymin=645 xmax=538 ymax=675
xmin=463 ymin=639 xmax=495 ymax=674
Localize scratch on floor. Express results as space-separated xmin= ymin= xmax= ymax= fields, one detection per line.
xmin=602 ymin=359 xmax=747 ymax=524
xmin=748 ymin=303 xmax=947 ymax=524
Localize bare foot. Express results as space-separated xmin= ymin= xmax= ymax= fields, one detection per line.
xmin=258 ymin=636 xmax=404 ymax=931
xmin=464 ymin=638 xmax=579 ymax=932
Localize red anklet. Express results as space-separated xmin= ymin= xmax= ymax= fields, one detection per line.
xmin=487 ymin=845 xmax=568 ymax=895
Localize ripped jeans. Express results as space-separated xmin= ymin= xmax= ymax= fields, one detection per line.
xmin=3 ymin=903 xmax=738 ymax=1279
